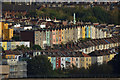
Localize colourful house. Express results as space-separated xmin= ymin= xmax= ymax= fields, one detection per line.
xmin=51 ymin=57 xmax=56 ymax=70
xmin=70 ymin=57 xmax=76 ymax=67
xmin=65 ymin=57 xmax=71 ymax=68
xmin=48 ymin=57 xmax=51 ymax=62
xmin=85 ymin=25 xmax=89 ymax=38
xmin=5 ymin=54 xmax=15 ymax=59
xmin=56 ymin=57 xmax=61 ymax=69
xmin=52 ymin=29 xmax=56 ymax=45
xmin=88 ymin=26 xmax=91 ymax=38
xmin=61 ymin=28 xmax=66 ymax=44
xmin=11 ymin=42 xmax=16 ymax=50
xmin=46 ymin=30 xmax=51 ymax=46
xmin=58 ymin=29 xmax=62 ymax=44
xmin=2 ymin=42 xmax=7 ymax=50
xmin=82 ymin=26 xmax=85 ymax=39
xmin=7 ymin=42 xmax=11 ymax=50
xmin=1 ymin=42 xmax=30 ymax=51
xmin=61 ymin=57 xmax=66 ymax=69
xmin=0 ymin=22 xmax=13 ymax=41
xmin=80 ymin=53 xmax=91 ymax=69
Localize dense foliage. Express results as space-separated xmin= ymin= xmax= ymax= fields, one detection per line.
xmin=32 ymin=45 xmax=42 ymax=50
xmin=27 ymin=55 xmax=54 ymax=77
xmin=26 ymin=6 xmax=120 ymax=24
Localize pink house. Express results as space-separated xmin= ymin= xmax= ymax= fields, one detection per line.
xmin=52 ymin=29 xmax=56 ymax=44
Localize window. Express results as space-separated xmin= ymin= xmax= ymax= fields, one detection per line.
xmin=56 ymin=38 xmax=58 ymax=42
xmin=76 ymin=63 xmax=78 ymax=67
xmin=36 ymin=34 xmax=38 ymax=36
xmin=11 ymin=56 xmax=13 ymax=59
xmin=59 ymin=37 xmax=61 ymax=41
xmin=76 ymin=58 xmax=78 ymax=61
xmin=89 ymin=59 xmax=91 ymax=61
xmin=86 ymin=63 xmax=88 ymax=66
xmin=86 ymin=58 xmax=88 ymax=61
xmin=108 ymin=55 xmax=110 ymax=58
xmin=72 ymin=58 xmax=73 ymax=61
xmin=53 ymin=32 xmax=55 ymax=35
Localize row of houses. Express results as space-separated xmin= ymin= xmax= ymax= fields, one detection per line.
xmin=62 ymin=37 xmax=120 ymax=54
xmin=21 ymin=24 xmax=112 ymax=49
xmin=35 ymin=49 xmax=117 ymax=70
xmin=3 ymin=47 xmax=117 ymax=70
xmin=0 ymin=41 xmax=30 ymax=50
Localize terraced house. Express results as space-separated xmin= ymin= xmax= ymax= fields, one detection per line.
xmin=0 ymin=42 xmax=30 ymax=50
xmin=21 ymin=24 xmax=111 ymax=49
xmin=32 ymin=48 xmax=116 ymax=70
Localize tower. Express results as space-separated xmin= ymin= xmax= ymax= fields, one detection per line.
xmin=73 ymin=13 xmax=76 ymax=25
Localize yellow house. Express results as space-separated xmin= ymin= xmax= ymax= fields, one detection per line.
xmin=5 ymin=54 xmax=15 ymax=59
xmin=61 ymin=28 xmax=66 ymax=44
xmin=82 ymin=26 xmax=85 ymax=39
xmin=0 ymin=22 xmax=2 ymax=38
xmin=8 ymin=29 xmax=13 ymax=40
xmin=48 ymin=57 xmax=51 ymax=62
xmin=3 ymin=23 xmax=8 ymax=30
xmin=2 ymin=42 xmax=7 ymax=50
xmin=80 ymin=53 xmax=91 ymax=69
xmin=109 ymin=53 xmax=116 ymax=61
xmin=0 ymin=22 xmax=13 ymax=41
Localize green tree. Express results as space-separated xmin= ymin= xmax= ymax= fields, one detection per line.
xmin=12 ymin=35 xmax=20 ymax=41
xmin=89 ymin=63 xmax=113 ymax=74
xmin=0 ymin=46 xmax=4 ymax=52
xmin=15 ymin=45 xmax=30 ymax=51
xmin=27 ymin=55 xmax=53 ymax=77
xmin=32 ymin=45 xmax=42 ymax=50
xmin=108 ymin=50 xmax=120 ymax=74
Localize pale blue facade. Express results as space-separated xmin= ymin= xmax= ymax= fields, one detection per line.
xmin=51 ymin=57 xmax=56 ymax=70
xmin=46 ymin=30 xmax=50 ymax=46
xmin=86 ymin=26 xmax=89 ymax=38
xmin=65 ymin=57 xmax=71 ymax=62
xmin=7 ymin=42 xmax=11 ymax=50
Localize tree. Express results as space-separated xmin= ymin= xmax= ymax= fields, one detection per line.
xmin=27 ymin=55 xmax=53 ymax=77
xmin=12 ymin=35 xmax=20 ymax=41
xmin=89 ymin=63 xmax=113 ymax=74
xmin=15 ymin=45 xmax=30 ymax=51
xmin=32 ymin=45 xmax=42 ymax=50
xmin=108 ymin=50 xmax=120 ymax=74
xmin=0 ymin=46 xmax=4 ymax=52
